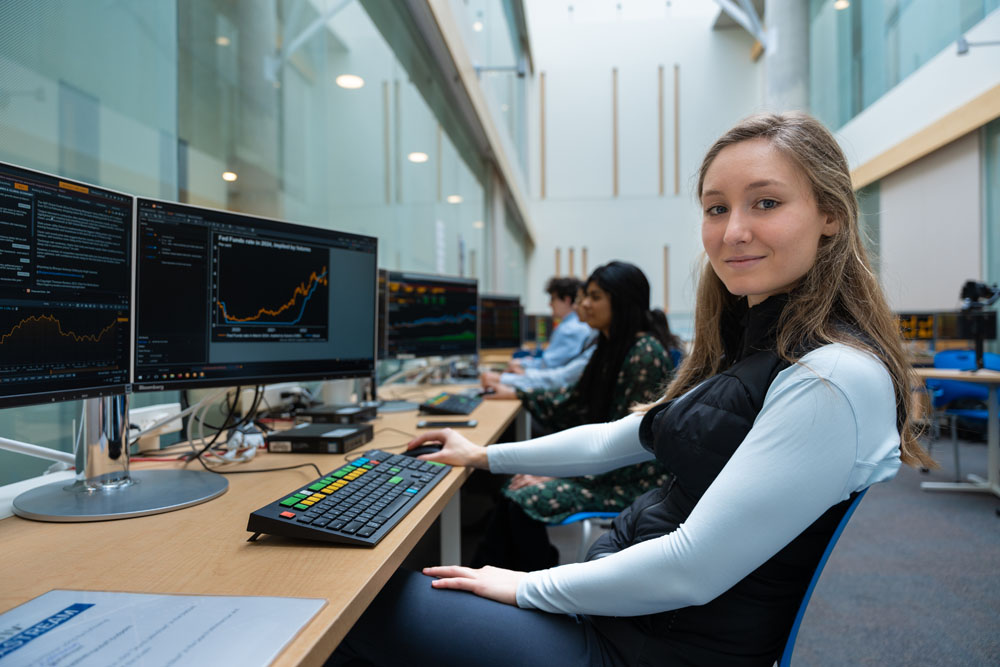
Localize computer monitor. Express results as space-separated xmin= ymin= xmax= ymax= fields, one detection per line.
xmin=385 ymin=271 xmax=478 ymax=359
xmin=522 ymin=313 xmax=554 ymax=345
xmin=0 ymin=161 xmax=132 ymax=408
xmin=480 ymin=294 xmax=522 ymax=349
xmin=134 ymin=199 xmax=377 ymax=391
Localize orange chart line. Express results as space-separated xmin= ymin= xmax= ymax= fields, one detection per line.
xmin=217 ymin=268 xmax=328 ymax=323
xmin=0 ymin=314 xmax=119 ymax=345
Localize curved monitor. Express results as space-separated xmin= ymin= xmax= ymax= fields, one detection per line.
xmin=386 ymin=271 xmax=478 ymax=358
xmin=0 ymin=161 xmax=133 ymax=408
xmin=133 ymin=198 xmax=377 ymax=390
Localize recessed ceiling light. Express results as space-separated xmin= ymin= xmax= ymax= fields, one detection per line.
xmin=222 ymin=171 xmax=238 ymax=182
xmin=473 ymin=220 xmax=485 ymax=229
xmin=834 ymin=0 xmax=849 ymax=9
xmin=216 ymin=36 xmax=231 ymax=47
xmin=407 ymin=152 xmax=429 ymax=163
xmin=336 ymin=74 xmax=365 ymax=89
xmin=472 ymin=20 xmax=484 ymax=32
xmin=446 ymin=195 xmax=463 ymax=204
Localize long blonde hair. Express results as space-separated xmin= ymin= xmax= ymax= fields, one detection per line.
xmin=661 ymin=112 xmax=933 ymax=469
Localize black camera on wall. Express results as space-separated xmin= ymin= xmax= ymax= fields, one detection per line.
xmin=958 ymin=280 xmax=999 ymax=370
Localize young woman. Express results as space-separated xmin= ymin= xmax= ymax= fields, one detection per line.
xmin=329 ymin=112 xmax=933 ymax=667
xmin=472 ymin=262 xmax=675 ymax=570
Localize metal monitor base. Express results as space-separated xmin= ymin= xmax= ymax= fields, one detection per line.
xmin=378 ymin=399 xmax=419 ymax=413
xmin=12 ymin=470 xmax=228 ymax=522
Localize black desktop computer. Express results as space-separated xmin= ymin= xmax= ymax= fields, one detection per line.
xmin=480 ymin=294 xmax=522 ymax=350
xmin=385 ymin=270 xmax=478 ymax=359
xmin=133 ymin=198 xmax=377 ymax=391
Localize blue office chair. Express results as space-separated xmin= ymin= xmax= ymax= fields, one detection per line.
xmin=924 ymin=349 xmax=997 ymax=480
xmin=779 ymin=488 xmax=868 ymax=667
xmin=552 ymin=511 xmax=619 ymax=562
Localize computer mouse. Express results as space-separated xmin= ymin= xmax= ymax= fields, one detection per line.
xmin=405 ymin=444 xmax=443 ymax=457
xmin=478 ymin=387 xmax=496 ymax=396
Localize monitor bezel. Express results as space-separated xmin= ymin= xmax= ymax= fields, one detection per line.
xmin=0 ymin=160 xmax=134 ymax=409
xmin=132 ymin=196 xmax=378 ymax=393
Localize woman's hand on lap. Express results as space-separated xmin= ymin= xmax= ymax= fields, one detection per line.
xmin=422 ymin=565 xmax=526 ymax=606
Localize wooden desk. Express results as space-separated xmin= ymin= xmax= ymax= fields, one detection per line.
xmin=0 ymin=394 xmax=520 ymax=666
xmin=914 ymin=367 xmax=1000 ymax=498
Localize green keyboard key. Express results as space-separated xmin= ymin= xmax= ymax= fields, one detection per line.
xmin=308 ymin=482 xmax=327 ymax=491
xmin=279 ymin=497 xmax=299 ymax=507
xmin=389 ymin=476 xmax=403 ymax=484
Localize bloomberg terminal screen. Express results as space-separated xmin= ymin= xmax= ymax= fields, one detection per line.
xmin=134 ymin=199 xmax=377 ymax=390
xmin=0 ymin=162 xmax=132 ymax=406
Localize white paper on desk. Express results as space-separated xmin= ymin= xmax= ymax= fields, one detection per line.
xmin=0 ymin=589 xmax=326 ymax=666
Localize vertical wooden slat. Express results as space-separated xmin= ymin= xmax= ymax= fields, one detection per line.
xmin=569 ymin=247 xmax=575 ymax=277
xmin=663 ymin=244 xmax=670 ymax=313
xmin=673 ymin=64 xmax=680 ymax=196
xmin=540 ymin=71 xmax=547 ymax=199
xmin=582 ymin=247 xmax=588 ymax=278
xmin=555 ymin=247 xmax=561 ymax=276
xmin=383 ymin=80 xmax=391 ymax=204
xmin=658 ymin=65 xmax=665 ymax=196
xmin=612 ymin=67 xmax=619 ymax=197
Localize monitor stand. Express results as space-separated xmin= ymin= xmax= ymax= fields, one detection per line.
xmin=377 ymin=399 xmax=419 ymax=413
xmin=10 ymin=395 xmax=227 ymax=522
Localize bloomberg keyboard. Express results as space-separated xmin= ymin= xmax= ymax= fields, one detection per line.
xmin=419 ymin=391 xmax=483 ymax=415
xmin=246 ymin=449 xmax=451 ymax=546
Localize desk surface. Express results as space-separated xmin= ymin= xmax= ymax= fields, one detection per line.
xmin=914 ymin=368 xmax=1000 ymax=383
xmin=0 ymin=391 xmax=520 ymax=667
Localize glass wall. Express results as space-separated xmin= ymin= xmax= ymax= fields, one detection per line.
xmin=809 ymin=0 xmax=1000 ymax=129
xmin=857 ymin=182 xmax=881 ymax=275
xmin=0 ymin=0 xmax=489 ymax=485
xmin=449 ymin=0 xmax=529 ymax=185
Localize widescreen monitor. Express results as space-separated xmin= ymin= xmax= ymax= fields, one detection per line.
xmin=385 ymin=271 xmax=477 ymax=358
xmin=0 ymin=161 xmax=133 ymax=408
xmin=134 ymin=199 xmax=377 ymax=391
xmin=480 ymin=294 xmax=522 ymax=349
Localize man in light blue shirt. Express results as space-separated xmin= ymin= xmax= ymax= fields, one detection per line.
xmin=514 ymin=277 xmax=594 ymax=372
xmin=482 ymin=281 xmax=597 ymax=393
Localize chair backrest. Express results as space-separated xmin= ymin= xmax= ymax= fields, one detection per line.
xmin=934 ymin=349 xmax=977 ymax=370
xmin=925 ymin=378 xmax=989 ymax=407
xmin=778 ymin=488 xmax=868 ymax=667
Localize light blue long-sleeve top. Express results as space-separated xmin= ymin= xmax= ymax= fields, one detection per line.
xmin=500 ymin=343 xmax=595 ymax=391
xmin=486 ymin=343 xmax=902 ymax=616
xmin=520 ymin=311 xmax=594 ymax=370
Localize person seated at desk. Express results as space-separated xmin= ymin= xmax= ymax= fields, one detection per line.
xmin=479 ymin=260 xmax=677 ymax=569
xmin=481 ymin=286 xmax=597 ymax=393
xmin=329 ymin=112 xmax=935 ymax=667
xmin=511 ymin=276 xmax=594 ymax=372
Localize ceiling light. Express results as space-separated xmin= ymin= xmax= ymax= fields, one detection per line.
xmin=446 ymin=195 xmax=463 ymax=204
xmin=336 ymin=74 xmax=365 ymax=89
xmin=472 ymin=220 xmax=485 ymax=229
xmin=407 ymin=152 xmax=429 ymax=163
xmin=216 ymin=36 xmax=231 ymax=47
xmin=834 ymin=0 xmax=849 ymax=9
xmin=222 ymin=171 xmax=238 ymax=182
xmin=472 ymin=20 xmax=484 ymax=32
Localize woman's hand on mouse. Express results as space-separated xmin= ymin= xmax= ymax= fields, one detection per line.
xmin=405 ymin=429 xmax=488 ymax=469
xmin=422 ymin=565 xmax=525 ymax=606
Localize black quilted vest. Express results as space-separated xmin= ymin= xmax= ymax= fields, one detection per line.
xmin=585 ymin=295 xmax=855 ymax=666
